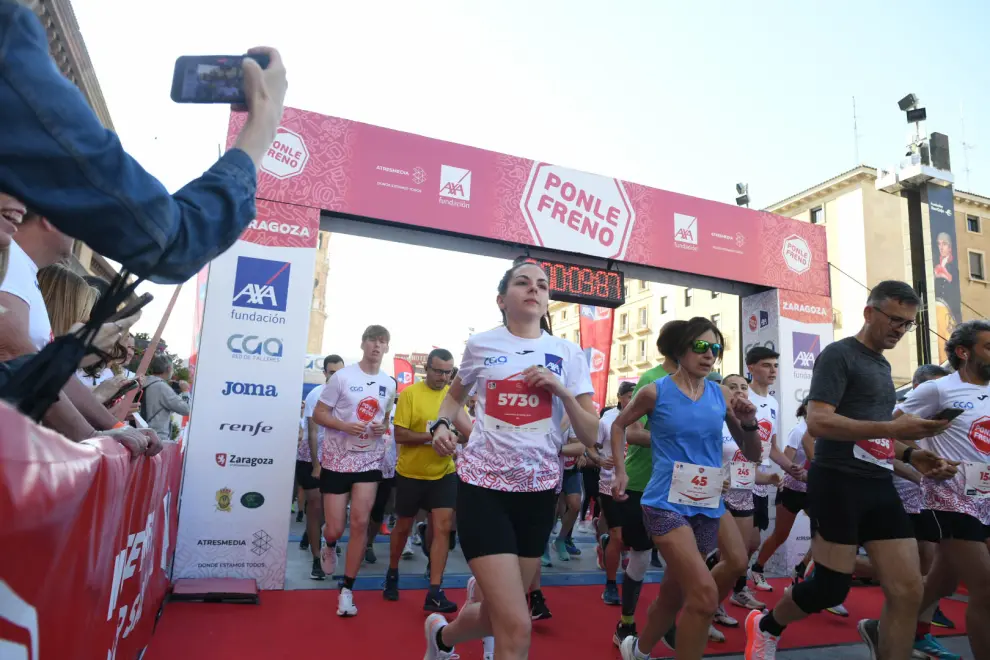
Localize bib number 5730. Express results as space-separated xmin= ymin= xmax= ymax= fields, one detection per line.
xmin=497 ymin=392 xmax=541 ymax=407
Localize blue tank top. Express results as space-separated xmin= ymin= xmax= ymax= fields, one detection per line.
xmin=642 ymin=376 xmax=726 ymax=518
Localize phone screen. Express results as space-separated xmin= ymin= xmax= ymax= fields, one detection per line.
xmin=170 ymin=55 xmax=268 ymax=104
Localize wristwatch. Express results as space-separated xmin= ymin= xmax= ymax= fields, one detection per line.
xmin=428 ymin=417 xmax=453 ymax=436
xmin=902 ymin=447 xmax=915 ymax=465
xmin=741 ymin=420 xmax=759 ymax=433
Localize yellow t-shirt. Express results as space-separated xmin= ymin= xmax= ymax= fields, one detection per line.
xmin=394 ymin=381 xmax=456 ymax=481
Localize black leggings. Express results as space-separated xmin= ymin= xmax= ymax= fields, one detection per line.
xmin=581 ymin=467 xmax=600 ymax=520
xmin=370 ymin=477 xmax=395 ymax=524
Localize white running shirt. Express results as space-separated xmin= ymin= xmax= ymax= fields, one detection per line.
xmin=457 ymin=326 xmax=593 ymax=492
xmin=597 ymin=407 xmax=622 ymax=494
xmin=299 ymin=384 xmax=325 ymax=462
xmin=781 ymin=418 xmax=809 ymax=493
xmin=722 ymin=422 xmax=756 ymax=510
xmin=749 ymin=390 xmax=779 ymax=497
xmin=896 ymin=372 xmax=990 ymax=524
xmin=0 ymin=241 xmax=52 ymax=350
xmin=318 ymin=364 xmax=396 ymax=474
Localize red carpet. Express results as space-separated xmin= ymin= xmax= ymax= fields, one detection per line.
xmin=145 ymin=579 xmax=967 ymax=659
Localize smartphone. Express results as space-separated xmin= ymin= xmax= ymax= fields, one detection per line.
xmin=107 ymin=293 xmax=154 ymax=323
xmin=930 ymin=408 xmax=965 ymax=422
xmin=170 ymin=54 xmax=270 ymax=104
xmin=105 ymin=379 xmax=140 ymax=408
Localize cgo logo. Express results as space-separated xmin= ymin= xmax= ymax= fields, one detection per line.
xmin=953 ymin=401 xmax=975 ymax=409
xmin=484 ymin=356 xmax=508 ymax=366
xmin=227 ymin=334 xmax=283 ymax=361
xmin=222 ymin=381 xmax=279 ymax=398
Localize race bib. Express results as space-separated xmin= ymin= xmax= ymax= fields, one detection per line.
xmin=486 ymin=377 xmax=552 ymax=434
xmin=348 ymin=430 xmax=374 ymax=452
xmin=963 ymin=462 xmax=990 ymax=499
xmin=730 ymin=461 xmax=756 ymax=490
xmin=668 ymin=462 xmax=722 ymax=509
xmin=853 ymin=438 xmax=894 ymax=470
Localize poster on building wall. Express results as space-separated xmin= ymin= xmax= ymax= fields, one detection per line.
xmin=172 ymin=201 xmax=320 ymax=590
xmin=927 ymin=182 xmax=961 ymax=363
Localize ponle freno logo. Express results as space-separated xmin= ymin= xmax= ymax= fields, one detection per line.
xmin=221 ymin=381 xmax=279 ymax=398
xmin=970 ymin=416 xmax=990 ymax=455
xmin=521 ymin=163 xmax=635 ymax=260
xmin=748 ymin=315 xmax=758 ymax=332
xmin=261 ymin=127 xmax=309 ymax=180
xmin=227 ymin=334 xmax=283 ymax=362
xmin=782 ymin=235 xmax=812 ymax=274
xmin=674 ymin=213 xmax=698 ymax=249
xmin=439 ymin=165 xmax=471 ymax=208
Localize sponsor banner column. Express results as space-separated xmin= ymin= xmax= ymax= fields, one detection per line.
xmin=579 ymin=305 xmax=613 ymax=411
xmin=926 ymin=182 xmax=962 ymax=363
xmin=173 ymin=201 xmax=319 ymax=590
xmin=394 ymin=357 xmax=414 ymax=392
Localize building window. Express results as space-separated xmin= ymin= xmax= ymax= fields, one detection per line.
xmin=968 ymin=215 xmax=982 ymax=234
xmin=561 ymin=309 xmax=567 ymax=320
xmin=660 ymin=296 xmax=668 ymax=314
xmin=685 ymin=288 xmax=693 ymax=307
xmin=711 ymin=313 xmax=721 ymax=328
xmin=640 ymin=280 xmax=649 ymax=291
xmin=639 ymin=307 xmax=648 ymax=328
xmin=637 ymin=339 xmax=647 ymax=361
xmin=810 ymin=206 xmax=825 ymax=225
xmin=620 ymin=343 xmax=628 ymax=363
xmin=313 ymin=278 xmax=318 ymax=291
xmin=624 ymin=283 xmax=629 ymax=299
xmin=712 ymin=290 xmax=719 ymax=299
xmin=619 ymin=313 xmax=628 ymax=333
xmin=575 ymin=329 xmax=580 ymax=345
xmin=970 ymin=250 xmax=987 ymax=281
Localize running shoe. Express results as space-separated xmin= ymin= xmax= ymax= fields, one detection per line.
xmin=382 ymin=570 xmax=399 ymax=601
xmin=803 ymin=560 xmax=816 ymax=580
xmin=423 ymin=613 xmax=455 ymax=660
xmin=529 ymin=590 xmax=552 ymax=620
xmin=401 ymin=537 xmax=415 ymax=559
xmin=602 ymin=582 xmax=620 ymax=606
xmin=857 ymin=618 xmax=879 ymax=660
xmin=730 ymin=587 xmax=766 ymax=611
xmin=619 ymin=636 xmax=641 ymax=660
xmin=931 ymin=605 xmax=956 ymax=629
xmin=613 ymin=622 xmax=637 ymax=647
xmin=744 ymin=610 xmax=779 ymax=660
xmin=565 ymin=537 xmax=581 ymax=556
xmin=913 ymin=633 xmax=962 ymax=659
xmin=714 ymin=604 xmax=738 ymax=627
xmin=320 ymin=543 xmax=337 ymax=576
xmin=553 ymin=538 xmax=570 ymax=563
xmin=335 ymin=544 xmax=341 ymax=555
xmin=295 ymin=510 xmax=303 ymax=523
xmin=749 ymin=568 xmax=773 ymax=592
xmin=379 ymin=521 xmax=390 ymax=536
xmin=827 ymin=603 xmax=849 ymax=617
xmin=364 ymin=544 xmax=377 ymax=564
xmin=310 ymin=557 xmax=325 ymax=581
xmin=482 ymin=637 xmax=495 ymax=660
xmin=336 ymin=588 xmax=358 ymax=617
xmin=412 ymin=532 xmax=422 ymax=546
xmin=709 ymin=624 xmax=726 ymax=643
xmin=541 ymin=544 xmax=553 ymax=568
xmin=424 ymin=589 xmax=458 ymax=614
xmin=299 ymin=530 xmax=309 ymax=551
xmin=597 ymin=534 xmax=609 ymax=570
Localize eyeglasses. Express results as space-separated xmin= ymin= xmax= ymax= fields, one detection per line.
xmin=429 ymin=367 xmax=454 ymax=376
xmin=871 ymin=306 xmax=917 ymax=331
xmin=691 ymin=340 xmax=722 ymax=358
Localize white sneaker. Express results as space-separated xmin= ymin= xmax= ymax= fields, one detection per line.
xmin=320 ymin=543 xmax=337 ymax=576
xmin=402 ymin=537 xmax=415 ymax=559
xmin=619 ymin=635 xmax=638 ymax=660
xmin=714 ymin=604 xmax=738 ymax=627
xmin=744 ymin=610 xmax=779 ymax=659
xmin=424 ymin=612 xmax=455 ymax=659
xmin=336 ymin=588 xmax=358 ymax=617
xmin=827 ymin=603 xmax=849 ymax=617
xmin=730 ymin=587 xmax=766 ymax=610
xmin=709 ymin=624 xmax=726 ymax=643
xmin=749 ymin=568 xmax=773 ymax=592
xmin=482 ymin=635 xmax=495 ymax=660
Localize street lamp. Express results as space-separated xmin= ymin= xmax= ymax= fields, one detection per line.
xmin=735 ymin=183 xmax=750 ymax=208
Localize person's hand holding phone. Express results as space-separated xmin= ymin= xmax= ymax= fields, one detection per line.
xmin=72 ymin=311 xmax=142 ymax=368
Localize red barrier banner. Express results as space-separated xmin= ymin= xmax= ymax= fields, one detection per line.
xmin=579 ymin=305 xmax=613 ymax=411
xmin=0 ymin=403 xmax=182 ymax=659
xmin=394 ymin=357 xmax=414 ymax=392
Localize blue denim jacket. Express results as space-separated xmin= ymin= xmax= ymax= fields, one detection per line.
xmin=0 ymin=0 xmax=258 ymax=284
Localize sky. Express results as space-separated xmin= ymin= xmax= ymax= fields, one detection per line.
xmin=72 ymin=0 xmax=990 ymax=361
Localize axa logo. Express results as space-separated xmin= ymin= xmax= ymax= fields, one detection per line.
xmin=227 ymin=334 xmax=283 ymax=361
xmin=439 ymin=165 xmax=472 ymax=201
xmin=484 ymin=355 xmax=508 ymax=366
xmin=792 ymin=332 xmax=821 ymax=371
xmin=545 ymin=353 xmax=563 ymax=376
xmin=232 ymin=256 xmax=291 ymax=312
xmin=222 ymin=381 xmax=279 ymax=398
xmin=674 ymin=213 xmax=698 ymax=248
xmin=760 ymin=311 xmax=770 ymax=329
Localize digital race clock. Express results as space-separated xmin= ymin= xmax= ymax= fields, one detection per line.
xmin=537 ymin=258 xmax=625 ymax=308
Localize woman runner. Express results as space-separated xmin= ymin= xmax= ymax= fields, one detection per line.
xmin=613 ymin=317 xmax=763 ymax=660
xmin=423 ymin=258 xmax=599 ymax=660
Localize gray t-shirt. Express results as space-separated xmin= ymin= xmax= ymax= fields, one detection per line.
xmin=810 ymin=337 xmax=896 ymax=479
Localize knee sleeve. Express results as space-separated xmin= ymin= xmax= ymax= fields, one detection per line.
xmin=791 ymin=564 xmax=852 ymax=614
xmin=625 ymin=549 xmax=650 ymax=581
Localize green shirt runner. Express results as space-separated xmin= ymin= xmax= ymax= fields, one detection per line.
xmin=624 ymin=363 xmax=668 ymax=492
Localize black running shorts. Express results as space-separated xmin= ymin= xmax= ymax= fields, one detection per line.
xmin=778 ymin=488 xmax=808 ymax=515
xmin=807 ymin=464 xmax=913 ymax=545
xmin=930 ymin=509 xmax=990 ymax=543
xmin=619 ymin=490 xmax=654 ymax=552
xmin=319 ymin=468 xmax=382 ymax=495
xmin=599 ymin=493 xmax=623 ymax=530
xmin=909 ymin=510 xmax=942 ymax=544
xmin=753 ymin=494 xmax=771 ymax=531
xmin=456 ymin=480 xmax=556 ymax=561
xmin=295 ymin=460 xmax=320 ymax=491
xmin=394 ymin=472 xmax=458 ymax=517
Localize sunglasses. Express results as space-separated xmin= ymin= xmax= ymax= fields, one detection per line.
xmin=691 ymin=340 xmax=722 ymax=358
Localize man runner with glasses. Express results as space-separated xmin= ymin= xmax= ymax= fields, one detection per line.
xmin=745 ymin=281 xmax=957 ymax=660
xmin=384 ymin=348 xmax=460 ymax=613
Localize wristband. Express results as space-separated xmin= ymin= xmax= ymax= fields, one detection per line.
xmin=112 ymin=421 xmax=127 ymax=429
xmin=741 ymin=421 xmax=759 ymax=433
xmin=428 ymin=418 xmax=452 ymax=436
xmin=902 ymin=447 xmax=914 ymax=465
